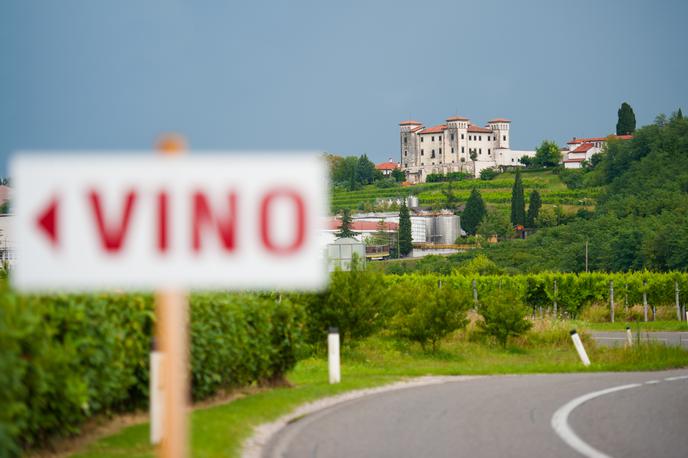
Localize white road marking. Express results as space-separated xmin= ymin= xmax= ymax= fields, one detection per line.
xmin=645 ymin=380 xmax=660 ymax=384
xmin=664 ymin=375 xmax=688 ymax=381
xmin=551 ymin=383 xmax=642 ymax=458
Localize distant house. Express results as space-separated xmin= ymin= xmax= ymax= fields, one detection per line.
xmin=563 ymin=135 xmax=633 ymax=169
xmin=375 ymin=159 xmax=400 ymax=176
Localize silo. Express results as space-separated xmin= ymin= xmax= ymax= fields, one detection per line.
xmin=435 ymin=215 xmax=460 ymax=244
xmin=406 ymin=195 xmax=419 ymax=209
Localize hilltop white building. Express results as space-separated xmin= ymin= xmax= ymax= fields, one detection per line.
xmin=562 ymin=135 xmax=633 ymax=169
xmin=399 ymin=116 xmax=535 ymax=183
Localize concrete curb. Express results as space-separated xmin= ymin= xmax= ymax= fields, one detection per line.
xmin=242 ymin=375 xmax=481 ymax=458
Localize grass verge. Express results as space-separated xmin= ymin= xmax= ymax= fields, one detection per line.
xmin=70 ymin=333 xmax=688 ymax=458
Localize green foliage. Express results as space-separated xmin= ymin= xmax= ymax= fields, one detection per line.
xmin=454 ymin=254 xmax=503 ymax=275
xmin=477 ymin=210 xmax=512 ymax=240
xmin=374 ymin=177 xmax=397 ymax=189
xmin=529 ymin=140 xmax=562 ymax=168
xmin=391 ymin=277 xmax=471 ymax=351
xmin=0 ymin=290 xmax=303 ymax=454
xmin=479 ymin=168 xmax=499 ymax=180
xmin=335 ymin=209 xmax=357 ymax=239
xmin=616 ymin=102 xmax=636 ymax=135
xmin=426 ymin=171 xmax=470 ymax=183
xmin=391 ymin=169 xmax=406 ymax=182
xmin=526 ymin=190 xmax=541 ymax=227
xmin=461 ymin=188 xmax=486 ymax=235
xmin=510 ymin=169 xmax=525 ymax=226
xmin=398 ymin=202 xmax=413 ymax=256
xmin=303 ymin=257 xmax=389 ymax=345
xmin=356 ymin=154 xmax=376 ymax=186
xmin=477 ymin=290 xmax=533 ymax=347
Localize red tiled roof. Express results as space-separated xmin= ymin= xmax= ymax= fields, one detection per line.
xmin=573 ymin=143 xmax=594 ymax=153
xmin=467 ymin=125 xmax=492 ymax=133
xmin=418 ymin=124 xmax=447 ymax=134
xmin=567 ymin=135 xmax=633 ymax=144
xmin=488 ymin=118 xmax=511 ymax=123
xmin=410 ymin=126 xmax=423 ymax=133
xmin=328 ymin=219 xmax=399 ymax=231
xmin=399 ymin=120 xmax=422 ymax=126
xmin=446 ymin=116 xmax=469 ymax=121
xmin=375 ymin=161 xmax=399 ymax=171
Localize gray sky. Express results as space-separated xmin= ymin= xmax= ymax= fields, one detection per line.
xmin=1 ymin=0 xmax=686 ymax=174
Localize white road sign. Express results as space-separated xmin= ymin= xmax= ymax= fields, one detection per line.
xmin=11 ymin=153 xmax=329 ymax=291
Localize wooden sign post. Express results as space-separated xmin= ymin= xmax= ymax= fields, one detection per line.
xmin=156 ymin=135 xmax=188 ymax=458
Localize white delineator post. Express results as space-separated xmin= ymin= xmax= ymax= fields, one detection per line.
xmin=570 ymin=330 xmax=591 ymax=366
xmin=150 ymin=339 xmax=163 ymax=445
xmin=328 ymin=327 xmax=341 ymax=384
xmin=625 ymin=326 xmax=633 ymax=348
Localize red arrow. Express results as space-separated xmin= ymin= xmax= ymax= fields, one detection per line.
xmin=36 ymin=197 xmax=59 ymax=247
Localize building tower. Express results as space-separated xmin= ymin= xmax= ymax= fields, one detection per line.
xmin=399 ymin=120 xmax=422 ymax=171
xmin=488 ymin=118 xmax=510 ymax=149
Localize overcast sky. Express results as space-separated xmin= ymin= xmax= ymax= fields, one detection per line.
xmin=1 ymin=0 xmax=687 ymax=173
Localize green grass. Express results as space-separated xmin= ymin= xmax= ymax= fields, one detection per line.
xmin=70 ymin=331 xmax=688 ymax=458
xmin=575 ymin=320 xmax=688 ymax=332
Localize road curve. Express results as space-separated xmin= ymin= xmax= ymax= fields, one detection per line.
xmin=263 ymin=370 xmax=688 ymax=458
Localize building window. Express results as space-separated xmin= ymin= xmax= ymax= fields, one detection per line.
xmin=421 ymin=149 xmax=424 ymax=155
xmin=439 ymin=148 xmax=442 ymax=154
xmin=404 ymin=137 xmax=408 ymax=144
xmin=431 ymin=136 xmax=435 ymax=141
xmin=404 ymin=150 xmax=408 ymax=156
xmin=431 ymin=150 xmax=436 ymax=158
xmin=488 ymin=149 xmax=491 ymax=155
xmin=421 ymin=137 xmax=424 ymax=142
xmin=451 ymin=147 xmax=454 ymax=154
xmin=461 ymin=134 xmax=464 ymax=139
xmin=452 ymin=160 xmax=455 ymax=163
xmin=461 ymin=146 xmax=465 ymax=153
xmin=421 ymin=162 xmax=424 ymax=165
xmin=511 ymin=158 xmax=514 ymax=162
xmin=479 ymin=148 xmax=482 ymax=155
xmin=503 ymin=135 xmax=506 ymax=141
xmin=469 ymin=135 xmax=472 ymax=141
xmin=450 ymin=133 xmax=454 ymax=141
xmin=439 ymin=136 xmax=442 ymax=141
xmin=479 ymin=136 xmax=482 ymax=141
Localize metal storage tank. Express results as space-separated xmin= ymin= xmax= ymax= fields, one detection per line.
xmin=434 ymin=215 xmax=461 ymax=244
xmin=406 ymin=195 xmax=419 ymax=209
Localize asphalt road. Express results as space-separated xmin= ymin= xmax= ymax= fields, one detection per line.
xmin=264 ymin=370 xmax=688 ymax=458
xmin=591 ymin=331 xmax=688 ymax=349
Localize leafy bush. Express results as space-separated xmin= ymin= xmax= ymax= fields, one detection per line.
xmin=477 ymin=291 xmax=533 ymax=347
xmin=0 ymin=289 xmax=304 ymax=455
xmin=302 ymin=257 xmax=390 ymax=345
xmin=391 ymin=277 xmax=471 ymax=351
xmin=479 ymin=167 xmax=499 ymax=180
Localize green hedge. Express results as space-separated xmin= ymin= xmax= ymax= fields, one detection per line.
xmin=0 ymin=289 xmax=303 ymax=456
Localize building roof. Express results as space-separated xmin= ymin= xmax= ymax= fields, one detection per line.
xmin=418 ymin=124 xmax=447 ymax=134
xmin=563 ymin=157 xmax=586 ymax=163
xmin=488 ymin=118 xmax=511 ymax=123
xmin=375 ymin=161 xmax=399 ymax=171
xmin=409 ymin=126 xmax=423 ymax=133
xmin=467 ymin=125 xmax=492 ymax=133
xmin=572 ymin=142 xmax=594 ymax=153
xmin=567 ymin=135 xmax=633 ymax=145
xmin=399 ymin=120 xmax=423 ymax=126
xmin=446 ymin=116 xmax=469 ymax=121
xmin=328 ymin=219 xmax=399 ymax=231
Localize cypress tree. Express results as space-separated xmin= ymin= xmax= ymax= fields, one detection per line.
xmin=616 ymin=102 xmax=636 ymax=135
xmin=462 ymin=188 xmax=486 ymax=235
xmin=335 ymin=209 xmax=358 ymax=239
xmin=398 ymin=201 xmax=413 ymax=256
xmin=526 ymin=190 xmax=542 ymax=227
xmin=510 ymin=169 xmax=525 ymax=226
xmin=677 ymin=108 xmax=683 ymax=120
